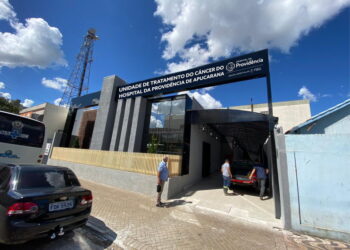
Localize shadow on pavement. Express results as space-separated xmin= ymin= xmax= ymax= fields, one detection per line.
xmin=171 ymin=172 xmax=223 ymax=199
xmin=85 ymin=216 xmax=117 ymax=247
xmin=172 ymin=172 xmax=270 ymax=199
xmin=0 ymin=216 xmax=117 ymax=250
xmin=0 ymin=230 xmax=78 ymax=250
xmin=164 ymin=199 xmax=193 ymax=208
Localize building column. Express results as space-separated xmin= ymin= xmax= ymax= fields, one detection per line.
xmin=109 ymin=99 xmax=126 ymax=150
xmin=118 ymin=98 xmax=135 ymax=151
xmin=90 ymin=75 xmax=126 ymax=150
xmin=128 ymin=96 xmax=147 ymax=152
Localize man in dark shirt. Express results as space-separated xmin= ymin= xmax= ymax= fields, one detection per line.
xmin=249 ymin=164 xmax=269 ymax=200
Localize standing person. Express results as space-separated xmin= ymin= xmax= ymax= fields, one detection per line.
xmin=156 ymin=156 xmax=169 ymax=207
xmin=249 ymin=164 xmax=269 ymax=200
xmin=221 ymin=159 xmax=232 ymax=196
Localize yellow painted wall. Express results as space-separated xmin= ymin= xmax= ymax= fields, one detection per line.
xmin=51 ymin=147 xmax=182 ymax=177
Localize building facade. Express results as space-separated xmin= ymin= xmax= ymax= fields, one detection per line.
xmin=231 ymin=99 xmax=311 ymax=132
xmin=20 ymin=103 xmax=69 ymax=149
xmin=47 ymin=49 xmax=349 ymax=242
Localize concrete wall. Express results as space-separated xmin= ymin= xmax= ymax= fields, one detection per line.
xmin=282 ymin=134 xmax=350 ymax=242
xmin=71 ymin=108 xmax=85 ymax=136
xmin=42 ymin=103 xmax=69 ymax=144
xmin=231 ymin=100 xmax=311 ymax=132
xmin=167 ymin=124 xmax=221 ymax=197
xmin=48 ymin=158 xmax=167 ymax=199
xmin=109 ymin=96 xmax=147 ymax=152
xmin=90 ymin=75 xmax=126 ymax=150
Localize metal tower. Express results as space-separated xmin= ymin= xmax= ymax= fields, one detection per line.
xmin=59 ymin=28 xmax=98 ymax=106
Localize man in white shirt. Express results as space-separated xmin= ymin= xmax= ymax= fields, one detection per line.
xmin=221 ymin=159 xmax=232 ymax=196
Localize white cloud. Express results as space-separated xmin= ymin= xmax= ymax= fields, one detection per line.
xmin=0 ymin=91 xmax=11 ymax=99
xmin=190 ymin=91 xmax=222 ymax=109
xmin=21 ymin=98 xmax=34 ymax=107
xmin=298 ymin=86 xmax=317 ymax=102
xmin=199 ymin=86 xmax=215 ymax=94
xmin=180 ymin=89 xmax=222 ymax=109
xmin=155 ymin=0 xmax=350 ymax=73
xmin=0 ymin=0 xmax=15 ymax=21
xmin=54 ymin=97 xmax=62 ymax=106
xmin=42 ymin=77 xmax=67 ymax=91
xmin=203 ymin=86 xmax=215 ymax=92
xmin=0 ymin=0 xmax=66 ymax=68
xmin=53 ymin=97 xmax=68 ymax=107
xmin=150 ymin=115 xmax=163 ymax=128
xmin=0 ymin=81 xmax=5 ymax=89
xmin=151 ymin=103 xmax=159 ymax=112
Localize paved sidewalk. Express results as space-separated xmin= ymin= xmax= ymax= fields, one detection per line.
xmin=172 ymin=173 xmax=280 ymax=227
xmin=81 ymin=179 xmax=350 ymax=250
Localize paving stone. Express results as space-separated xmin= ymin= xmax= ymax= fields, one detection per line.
xmin=81 ymin=179 xmax=350 ymax=250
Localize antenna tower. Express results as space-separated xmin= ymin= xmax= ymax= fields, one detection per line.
xmin=59 ymin=28 xmax=98 ymax=106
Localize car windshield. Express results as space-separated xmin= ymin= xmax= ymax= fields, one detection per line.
xmin=17 ymin=168 xmax=80 ymax=190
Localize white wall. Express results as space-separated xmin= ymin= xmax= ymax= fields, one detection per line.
xmin=71 ymin=109 xmax=85 ymax=136
xmin=231 ymin=100 xmax=311 ymax=132
xmin=43 ymin=103 xmax=68 ymax=143
xmin=168 ymin=124 xmax=221 ymax=197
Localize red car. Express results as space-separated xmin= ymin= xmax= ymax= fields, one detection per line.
xmin=230 ymin=161 xmax=258 ymax=190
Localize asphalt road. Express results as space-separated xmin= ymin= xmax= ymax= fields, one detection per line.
xmin=0 ymin=225 xmax=120 ymax=250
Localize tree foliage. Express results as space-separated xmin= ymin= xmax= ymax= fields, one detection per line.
xmin=147 ymin=135 xmax=159 ymax=153
xmin=0 ymin=97 xmax=23 ymax=114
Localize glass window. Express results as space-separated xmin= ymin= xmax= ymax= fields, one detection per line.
xmin=17 ymin=168 xmax=80 ymax=190
xmin=145 ymin=96 xmax=186 ymax=155
xmin=0 ymin=112 xmax=45 ymax=148
xmin=171 ymin=99 xmax=185 ymax=115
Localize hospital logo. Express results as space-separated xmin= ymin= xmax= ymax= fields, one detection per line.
xmin=11 ymin=121 xmax=24 ymax=139
xmin=226 ymin=62 xmax=236 ymax=72
xmin=0 ymin=120 xmax=29 ymax=139
xmin=0 ymin=150 xmax=20 ymax=159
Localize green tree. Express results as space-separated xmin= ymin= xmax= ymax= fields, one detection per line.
xmin=70 ymin=136 xmax=80 ymax=148
xmin=0 ymin=97 xmax=23 ymax=114
xmin=147 ymin=135 xmax=159 ymax=153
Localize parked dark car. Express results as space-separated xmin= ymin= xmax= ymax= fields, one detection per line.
xmin=0 ymin=164 xmax=92 ymax=244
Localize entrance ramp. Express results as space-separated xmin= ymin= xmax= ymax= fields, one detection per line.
xmin=172 ymin=172 xmax=281 ymax=227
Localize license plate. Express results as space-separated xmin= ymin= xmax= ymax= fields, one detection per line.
xmin=49 ymin=200 xmax=74 ymax=212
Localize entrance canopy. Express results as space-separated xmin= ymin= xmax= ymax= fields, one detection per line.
xmin=189 ymin=109 xmax=278 ymax=162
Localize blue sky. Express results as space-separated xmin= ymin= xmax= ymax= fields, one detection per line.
xmin=0 ymin=0 xmax=349 ymax=115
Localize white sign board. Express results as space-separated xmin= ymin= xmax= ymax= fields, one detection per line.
xmin=44 ymin=143 xmax=52 ymax=156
